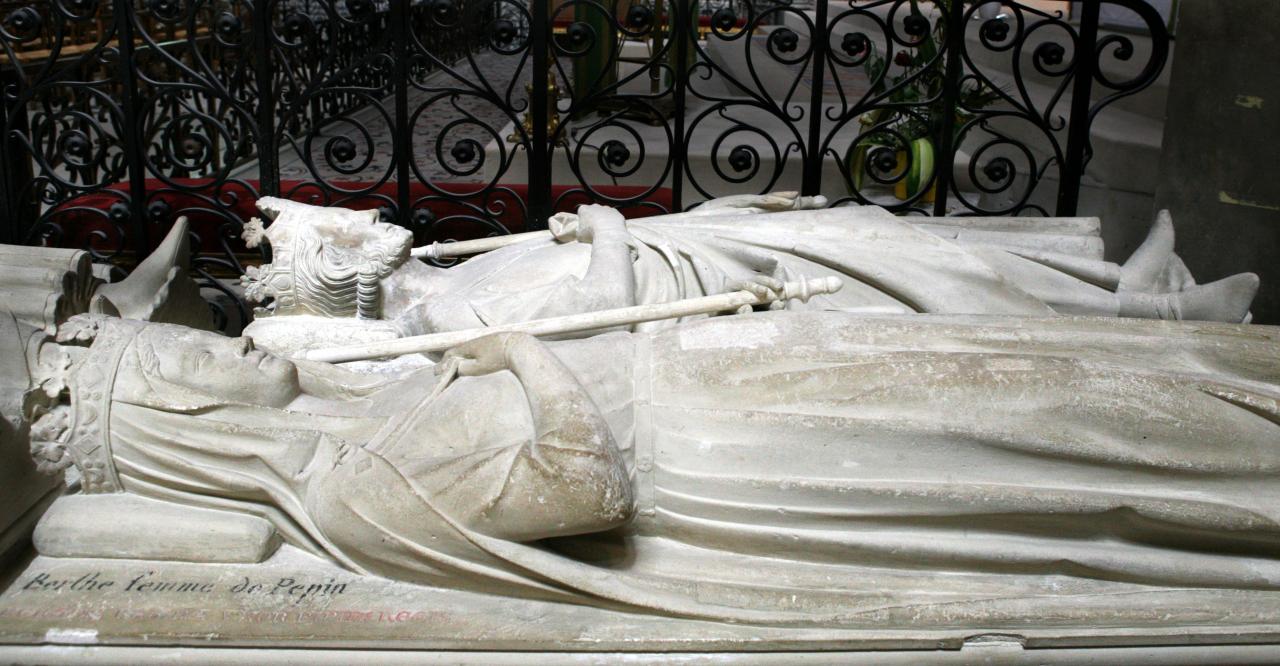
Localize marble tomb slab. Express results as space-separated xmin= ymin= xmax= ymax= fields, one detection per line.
xmin=3 ymin=545 xmax=1280 ymax=653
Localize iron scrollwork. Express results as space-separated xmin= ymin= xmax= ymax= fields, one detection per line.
xmin=544 ymin=0 xmax=676 ymax=217
xmin=683 ymin=0 xmax=813 ymax=204
xmin=405 ymin=0 xmax=531 ymax=250
xmin=0 ymin=0 xmax=1172 ymax=330
xmin=1 ymin=0 xmax=132 ymax=260
xmin=944 ymin=0 xmax=1168 ymax=215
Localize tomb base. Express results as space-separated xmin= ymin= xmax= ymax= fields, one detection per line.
xmin=3 ymin=545 xmax=1280 ymax=662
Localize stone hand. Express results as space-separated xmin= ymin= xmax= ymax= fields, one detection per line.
xmin=724 ymin=275 xmax=789 ymax=314
xmin=745 ymin=191 xmax=827 ymax=211
xmin=548 ymin=212 xmax=580 ymax=244
xmin=439 ymin=332 xmax=531 ymax=377
xmin=550 ymin=205 xmax=629 ymax=244
xmin=725 ymin=275 xmax=785 ymax=301
xmin=697 ymin=192 xmax=829 ymax=214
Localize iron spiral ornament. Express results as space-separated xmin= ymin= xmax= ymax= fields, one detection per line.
xmin=0 ymin=0 xmax=1169 ymax=330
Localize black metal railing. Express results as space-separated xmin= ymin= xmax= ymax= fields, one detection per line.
xmin=1 ymin=0 xmax=1170 ymax=322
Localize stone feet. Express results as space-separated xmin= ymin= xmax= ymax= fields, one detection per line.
xmin=1119 ymin=273 xmax=1260 ymax=323
xmin=1119 ymin=209 xmax=1177 ymax=293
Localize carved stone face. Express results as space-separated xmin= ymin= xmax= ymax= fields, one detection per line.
xmin=245 ymin=198 xmax=413 ymax=317
xmin=136 ymin=326 xmax=301 ymax=408
xmin=302 ymin=210 xmax=406 ymax=259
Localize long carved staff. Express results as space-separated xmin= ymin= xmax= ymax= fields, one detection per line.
xmin=302 ymin=276 xmax=843 ymax=363
xmin=408 ymin=215 xmax=1088 ymax=260
xmin=410 ymin=231 xmax=547 ymax=260
xmin=408 ymin=199 xmax=815 ymax=259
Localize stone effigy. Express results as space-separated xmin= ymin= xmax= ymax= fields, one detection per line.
xmin=2 ymin=205 xmax=1279 ymax=661
xmin=6 ymin=307 xmax=1280 ymax=647
xmin=237 ymin=196 xmax=1260 ymax=357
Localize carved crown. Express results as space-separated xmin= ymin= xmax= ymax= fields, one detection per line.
xmin=27 ymin=315 xmax=147 ymax=493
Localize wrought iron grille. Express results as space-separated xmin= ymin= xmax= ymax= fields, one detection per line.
xmin=0 ymin=0 xmax=1170 ymax=327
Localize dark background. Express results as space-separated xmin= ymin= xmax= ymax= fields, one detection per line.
xmin=1153 ymin=0 xmax=1280 ymax=324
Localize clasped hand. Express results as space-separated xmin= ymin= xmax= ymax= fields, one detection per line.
xmin=549 ymin=204 xmax=629 ymax=244
xmin=437 ymin=332 xmax=531 ymax=377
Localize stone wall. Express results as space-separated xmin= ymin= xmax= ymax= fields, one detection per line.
xmin=1153 ymin=0 xmax=1280 ymax=324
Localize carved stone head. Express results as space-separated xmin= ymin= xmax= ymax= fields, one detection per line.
xmin=114 ymin=321 xmax=301 ymax=410
xmin=28 ymin=316 xmax=301 ymax=492
xmin=241 ymin=197 xmax=413 ymax=319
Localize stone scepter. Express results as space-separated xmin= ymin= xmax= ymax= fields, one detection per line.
xmin=301 ymin=276 xmax=844 ymax=363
